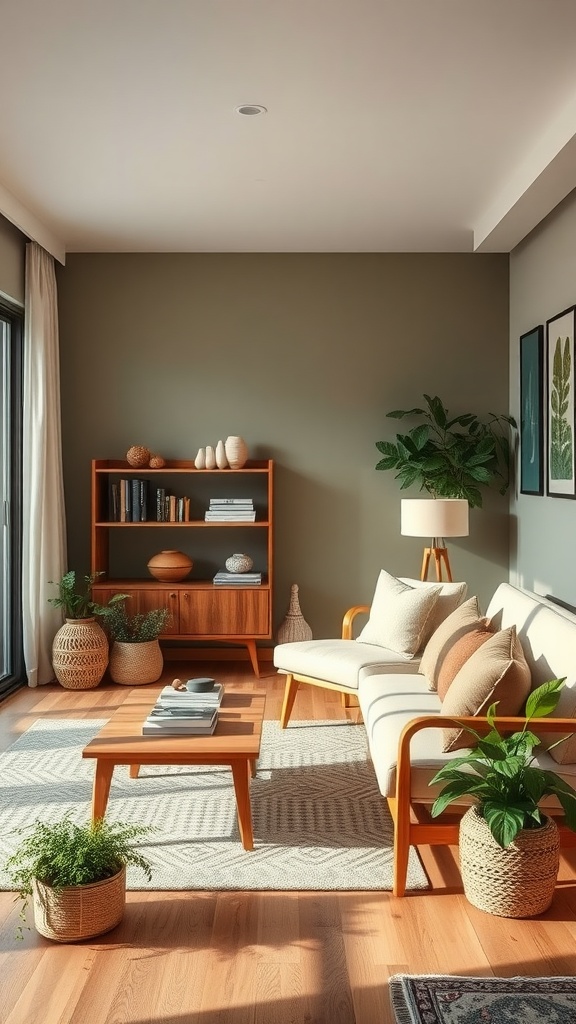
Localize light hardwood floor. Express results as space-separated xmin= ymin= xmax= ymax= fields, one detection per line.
xmin=1 ymin=663 xmax=576 ymax=1024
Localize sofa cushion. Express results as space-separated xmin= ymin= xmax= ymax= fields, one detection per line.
xmin=356 ymin=570 xmax=441 ymax=659
xmin=398 ymin=578 xmax=468 ymax=644
xmin=419 ymin=596 xmax=485 ymax=691
xmin=441 ymin=625 xmax=532 ymax=752
xmin=436 ymin=622 xmax=494 ymax=702
xmin=273 ymin=638 xmax=418 ymax=691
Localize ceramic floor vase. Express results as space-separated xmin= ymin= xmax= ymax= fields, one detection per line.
xmin=51 ymin=617 xmax=109 ymax=689
xmin=109 ymin=639 xmax=164 ymax=685
xmin=459 ymin=805 xmax=560 ymax=918
xmin=33 ymin=866 xmax=126 ymax=942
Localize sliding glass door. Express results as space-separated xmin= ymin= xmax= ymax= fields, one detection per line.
xmin=0 ymin=299 xmax=24 ymax=697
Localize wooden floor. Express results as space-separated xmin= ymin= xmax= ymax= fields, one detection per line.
xmin=2 ymin=662 xmax=576 ymax=1024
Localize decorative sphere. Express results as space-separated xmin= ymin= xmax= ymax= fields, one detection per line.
xmin=149 ymin=454 xmax=166 ymax=468
xmin=126 ymin=445 xmax=151 ymax=467
xmin=225 ymin=553 xmax=253 ymax=574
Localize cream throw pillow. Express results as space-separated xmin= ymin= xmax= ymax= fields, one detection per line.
xmin=441 ymin=625 xmax=532 ymax=752
xmin=356 ymin=570 xmax=441 ymax=659
xmin=419 ymin=596 xmax=485 ymax=691
xmin=398 ymin=578 xmax=467 ymax=644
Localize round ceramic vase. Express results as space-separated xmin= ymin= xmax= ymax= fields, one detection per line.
xmin=147 ymin=549 xmax=193 ymax=582
xmin=224 ymin=436 xmax=248 ymax=470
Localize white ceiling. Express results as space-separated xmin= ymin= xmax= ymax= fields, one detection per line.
xmin=2 ymin=0 xmax=576 ymax=262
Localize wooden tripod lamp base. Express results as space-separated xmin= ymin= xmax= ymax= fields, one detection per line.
xmin=421 ymin=546 xmax=453 ymax=583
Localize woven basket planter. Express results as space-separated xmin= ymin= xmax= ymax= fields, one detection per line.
xmin=109 ymin=639 xmax=164 ymax=685
xmin=51 ymin=618 xmax=109 ymax=690
xmin=32 ymin=866 xmax=126 ymax=942
xmin=459 ymin=805 xmax=560 ymax=918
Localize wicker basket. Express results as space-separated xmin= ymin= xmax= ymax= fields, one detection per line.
xmin=32 ymin=866 xmax=126 ymax=942
xmin=109 ymin=639 xmax=164 ymax=685
xmin=459 ymin=805 xmax=560 ymax=918
xmin=51 ymin=618 xmax=109 ymax=690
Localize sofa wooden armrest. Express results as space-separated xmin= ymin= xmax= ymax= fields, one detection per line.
xmin=341 ymin=605 xmax=370 ymax=640
xmin=391 ymin=714 xmax=576 ymax=897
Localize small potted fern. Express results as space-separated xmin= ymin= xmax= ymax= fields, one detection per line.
xmin=5 ymin=816 xmax=152 ymax=941
xmin=105 ymin=603 xmax=171 ymax=685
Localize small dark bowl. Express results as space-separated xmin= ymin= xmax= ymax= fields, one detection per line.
xmin=185 ymin=677 xmax=216 ymax=693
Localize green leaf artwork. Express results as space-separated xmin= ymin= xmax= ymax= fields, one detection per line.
xmin=550 ymin=336 xmax=573 ymax=480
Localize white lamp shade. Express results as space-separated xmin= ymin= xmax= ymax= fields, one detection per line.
xmin=400 ymin=498 xmax=469 ymax=538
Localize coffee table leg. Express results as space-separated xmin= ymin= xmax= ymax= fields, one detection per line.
xmin=129 ymin=765 xmax=140 ymax=779
xmin=249 ymin=758 xmax=257 ymax=778
xmin=92 ymin=760 xmax=115 ymax=822
xmin=231 ymin=759 xmax=254 ymax=851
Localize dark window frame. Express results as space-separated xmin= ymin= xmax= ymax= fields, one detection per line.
xmin=1 ymin=296 xmax=24 ymax=697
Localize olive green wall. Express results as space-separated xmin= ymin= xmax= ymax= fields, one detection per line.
xmin=57 ymin=253 xmax=509 ymax=638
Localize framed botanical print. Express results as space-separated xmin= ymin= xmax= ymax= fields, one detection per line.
xmin=546 ymin=306 xmax=576 ymax=498
xmin=519 ymin=326 xmax=544 ymax=495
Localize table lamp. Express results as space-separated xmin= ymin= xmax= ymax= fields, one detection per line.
xmin=400 ymin=498 xmax=469 ymax=582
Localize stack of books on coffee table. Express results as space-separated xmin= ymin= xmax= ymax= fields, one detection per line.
xmin=142 ymin=683 xmax=224 ymax=736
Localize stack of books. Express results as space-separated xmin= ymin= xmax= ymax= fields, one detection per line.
xmin=142 ymin=683 xmax=224 ymax=736
xmin=204 ymin=498 xmax=256 ymax=522
xmin=213 ymin=571 xmax=262 ymax=585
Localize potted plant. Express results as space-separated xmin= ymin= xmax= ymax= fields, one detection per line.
xmin=48 ymin=571 xmax=128 ymax=690
xmin=375 ymin=393 xmax=517 ymax=507
xmin=5 ymin=816 xmax=152 ymax=941
xmin=104 ymin=603 xmax=171 ymax=685
xmin=430 ymin=678 xmax=576 ymax=917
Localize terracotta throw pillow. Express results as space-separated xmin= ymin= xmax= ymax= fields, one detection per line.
xmin=356 ymin=569 xmax=441 ymax=659
xmin=441 ymin=625 xmax=532 ymax=752
xmin=419 ymin=596 xmax=485 ymax=691
xmin=436 ymin=623 xmax=494 ymax=702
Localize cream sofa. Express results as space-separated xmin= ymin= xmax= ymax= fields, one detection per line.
xmin=274 ymin=582 xmax=576 ymax=896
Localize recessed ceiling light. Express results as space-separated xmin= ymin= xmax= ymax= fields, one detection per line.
xmin=235 ymin=104 xmax=267 ymax=116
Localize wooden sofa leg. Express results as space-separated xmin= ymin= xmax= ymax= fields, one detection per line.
xmin=388 ymin=796 xmax=409 ymax=898
xmin=280 ymin=674 xmax=300 ymax=728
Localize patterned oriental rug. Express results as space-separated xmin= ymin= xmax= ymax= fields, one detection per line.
xmin=389 ymin=974 xmax=576 ymax=1024
xmin=0 ymin=718 xmax=428 ymax=892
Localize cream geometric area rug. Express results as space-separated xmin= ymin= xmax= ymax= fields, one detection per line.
xmin=0 ymin=718 xmax=428 ymax=892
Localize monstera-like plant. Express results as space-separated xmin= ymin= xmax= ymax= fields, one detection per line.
xmin=375 ymin=394 xmax=516 ymax=508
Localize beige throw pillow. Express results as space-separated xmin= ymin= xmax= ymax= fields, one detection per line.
xmin=398 ymin=578 xmax=468 ymax=645
xmin=356 ymin=569 xmax=441 ymax=659
xmin=419 ymin=596 xmax=484 ymax=691
xmin=436 ymin=623 xmax=495 ymax=702
xmin=441 ymin=625 xmax=532 ymax=752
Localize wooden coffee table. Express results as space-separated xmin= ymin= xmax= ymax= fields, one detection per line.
xmin=82 ymin=688 xmax=266 ymax=851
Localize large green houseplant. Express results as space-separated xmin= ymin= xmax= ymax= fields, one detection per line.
xmin=104 ymin=603 xmax=172 ymax=685
xmin=6 ymin=816 xmax=152 ymax=941
xmin=375 ymin=393 xmax=516 ymax=507
xmin=48 ymin=571 xmax=129 ymax=690
xmin=429 ymin=678 xmax=576 ymax=917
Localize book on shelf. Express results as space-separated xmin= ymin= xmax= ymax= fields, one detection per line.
xmin=205 ymin=512 xmax=256 ymax=521
xmin=109 ymin=481 xmax=120 ymax=522
xmin=213 ymin=572 xmax=262 ymax=585
xmin=208 ymin=498 xmax=254 ymax=506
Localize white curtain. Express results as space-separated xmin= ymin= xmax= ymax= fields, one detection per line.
xmin=22 ymin=242 xmax=67 ymax=686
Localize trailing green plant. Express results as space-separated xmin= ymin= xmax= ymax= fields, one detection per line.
xmin=48 ymin=570 xmax=128 ymax=620
xmin=375 ymin=393 xmax=516 ymax=508
xmin=550 ymin=336 xmax=573 ymax=480
xmin=429 ymin=678 xmax=576 ymax=848
xmin=105 ymin=602 xmax=171 ymax=642
xmin=5 ymin=816 xmax=153 ymax=937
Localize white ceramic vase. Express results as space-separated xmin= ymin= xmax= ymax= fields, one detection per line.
xmin=224 ymin=435 xmax=248 ymax=470
xmin=215 ymin=440 xmax=229 ymax=469
xmin=194 ymin=447 xmax=206 ymax=469
xmin=205 ymin=445 xmax=216 ymax=470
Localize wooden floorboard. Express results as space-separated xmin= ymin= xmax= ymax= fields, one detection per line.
xmin=1 ymin=662 xmax=576 ymax=1023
